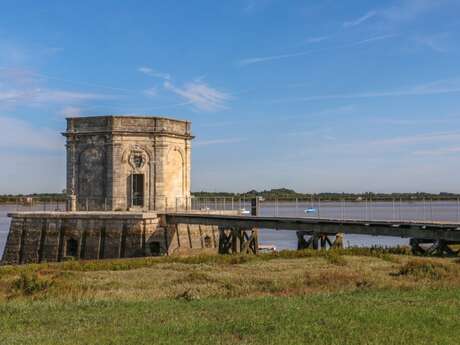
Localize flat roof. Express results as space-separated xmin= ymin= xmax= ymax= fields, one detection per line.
xmin=65 ymin=115 xmax=190 ymax=123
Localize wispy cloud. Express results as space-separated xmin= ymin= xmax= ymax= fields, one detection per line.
xmin=0 ymin=67 xmax=120 ymax=112
xmin=413 ymin=146 xmax=460 ymax=156
xmin=305 ymin=36 xmax=330 ymax=44
xmin=273 ymin=78 xmax=460 ymax=103
xmin=351 ymin=34 xmax=397 ymax=46
xmin=35 ymin=89 xmax=112 ymax=103
xmin=143 ymin=87 xmax=158 ymax=97
xmin=138 ymin=66 xmax=171 ymax=80
xmin=343 ymin=11 xmax=377 ymax=28
xmin=371 ymin=131 xmax=460 ymax=147
xmin=163 ymin=80 xmax=231 ymax=112
xmin=242 ymin=0 xmax=272 ymax=14
xmin=195 ymin=138 xmax=247 ymax=146
xmin=415 ymin=33 xmax=450 ymax=53
xmin=0 ymin=116 xmax=63 ymax=151
xmin=60 ymin=106 xmax=81 ymax=118
xmin=0 ymin=88 xmax=113 ymax=105
xmin=239 ymin=51 xmax=312 ymax=66
xmin=239 ymin=35 xmax=396 ymax=66
xmin=372 ymin=117 xmax=457 ymax=126
xmin=382 ymin=0 xmax=447 ymax=22
xmin=196 ymin=121 xmax=236 ymax=128
xmin=0 ymin=67 xmax=133 ymax=93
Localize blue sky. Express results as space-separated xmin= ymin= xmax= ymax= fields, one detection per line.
xmin=1 ymin=0 xmax=460 ymax=194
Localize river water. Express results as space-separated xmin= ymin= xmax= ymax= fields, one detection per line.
xmin=1 ymin=201 xmax=459 ymax=256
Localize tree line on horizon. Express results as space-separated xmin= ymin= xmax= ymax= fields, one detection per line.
xmin=1 ymin=188 xmax=460 ymax=203
xmin=188 ymin=188 xmax=460 ymax=201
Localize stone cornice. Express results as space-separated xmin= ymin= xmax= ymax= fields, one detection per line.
xmin=63 ymin=130 xmax=194 ymax=140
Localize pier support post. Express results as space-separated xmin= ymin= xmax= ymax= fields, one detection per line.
xmin=297 ymin=231 xmax=344 ymax=250
xmin=410 ymin=238 xmax=459 ymax=257
xmin=218 ymin=226 xmax=258 ymax=255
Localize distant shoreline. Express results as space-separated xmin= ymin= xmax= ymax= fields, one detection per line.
xmin=2 ymin=193 xmax=460 ymax=204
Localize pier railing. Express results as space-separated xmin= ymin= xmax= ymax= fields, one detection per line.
xmin=3 ymin=196 xmax=460 ymax=223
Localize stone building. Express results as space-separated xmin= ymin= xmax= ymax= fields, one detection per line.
xmin=1 ymin=115 xmax=229 ymax=265
xmin=64 ymin=116 xmax=193 ymax=211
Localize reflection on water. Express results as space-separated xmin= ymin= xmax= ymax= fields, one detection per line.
xmin=1 ymin=201 xmax=459 ymax=256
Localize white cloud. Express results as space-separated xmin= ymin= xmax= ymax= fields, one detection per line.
xmin=343 ymin=11 xmax=377 ymax=28
xmin=0 ymin=116 xmax=63 ymax=151
xmin=163 ymin=80 xmax=231 ymax=112
xmin=138 ymin=66 xmax=171 ymax=80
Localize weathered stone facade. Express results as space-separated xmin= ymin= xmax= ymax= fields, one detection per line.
xmin=1 ymin=212 xmax=220 ymax=264
xmin=64 ymin=116 xmax=193 ymax=211
xmin=1 ymin=115 xmax=230 ymax=265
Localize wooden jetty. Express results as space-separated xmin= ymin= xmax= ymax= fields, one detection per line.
xmin=165 ymin=213 xmax=460 ymax=256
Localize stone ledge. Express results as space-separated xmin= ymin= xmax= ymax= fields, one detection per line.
xmin=7 ymin=211 xmax=159 ymax=220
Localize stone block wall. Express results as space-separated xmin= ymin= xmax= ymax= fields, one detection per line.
xmin=1 ymin=212 xmax=219 ymax=265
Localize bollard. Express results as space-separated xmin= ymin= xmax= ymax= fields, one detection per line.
xmin=251 ymin=198 xmax=259 ymax=216
xmin=457 ymin=198 xmax=460 ymax=223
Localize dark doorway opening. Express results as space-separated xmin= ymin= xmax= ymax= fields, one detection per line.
xmin=149 ymin=242 xmax=161 ymax=256
xmin=66 ymin=239 xmax=79 ymax=258
xmin=204 ymin=235 xmax=212 ymax=248
xmin=132 ymin=174 xmax=144 ymax=207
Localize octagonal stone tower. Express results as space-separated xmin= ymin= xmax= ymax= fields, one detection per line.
xmin=63 ymin=115 xmax=193 ymax=211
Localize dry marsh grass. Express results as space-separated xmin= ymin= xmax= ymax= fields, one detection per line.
xmin=2 ymin=248 xmax=460 ymax=345
xmin=1 ymin=248 xmax=459 ymax=302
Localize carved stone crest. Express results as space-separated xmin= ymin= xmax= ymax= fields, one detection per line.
xmin=129 ymin=148 xmax=147 ymax=170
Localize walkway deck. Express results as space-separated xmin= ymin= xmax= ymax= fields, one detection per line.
xmin=165 ymin=213 xmax=460 ymax=241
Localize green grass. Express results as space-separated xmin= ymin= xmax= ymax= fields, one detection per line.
xmin=1 ymin=249 xmax=459 ymax=344
xmin=1 ymin=288 xmax=459 ymax=345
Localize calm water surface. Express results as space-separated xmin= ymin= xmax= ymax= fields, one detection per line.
xmin=1 ymin=201 xmax=459 ymax=256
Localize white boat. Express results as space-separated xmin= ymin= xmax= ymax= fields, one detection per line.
xmin=240 ymin=208 xmax=251 ymax=215
xmin=304 ymin=208 xmax=317 ymax=214
xmin=258 ymin=244 xmax=277 ymax=253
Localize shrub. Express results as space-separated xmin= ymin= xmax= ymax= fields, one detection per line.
xmin=395 ymin=260 xmax=451 ymax=280
xmin=324 ymin=252 xmax=347 ymax=266
xmin=175 ymin=288 xmax=200 ymax=301
xmin=11 ymin=272 xmax=53 ymax=296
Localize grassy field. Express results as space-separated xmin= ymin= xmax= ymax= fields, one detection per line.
xmin=1 ymin=249 xmax=460 ymax=344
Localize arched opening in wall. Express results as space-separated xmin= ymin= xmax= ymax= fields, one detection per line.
xmin=78 ymin=147 xmax=105 ymax=210
xmin=66 ymin=239 xmax=79 ymax=258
